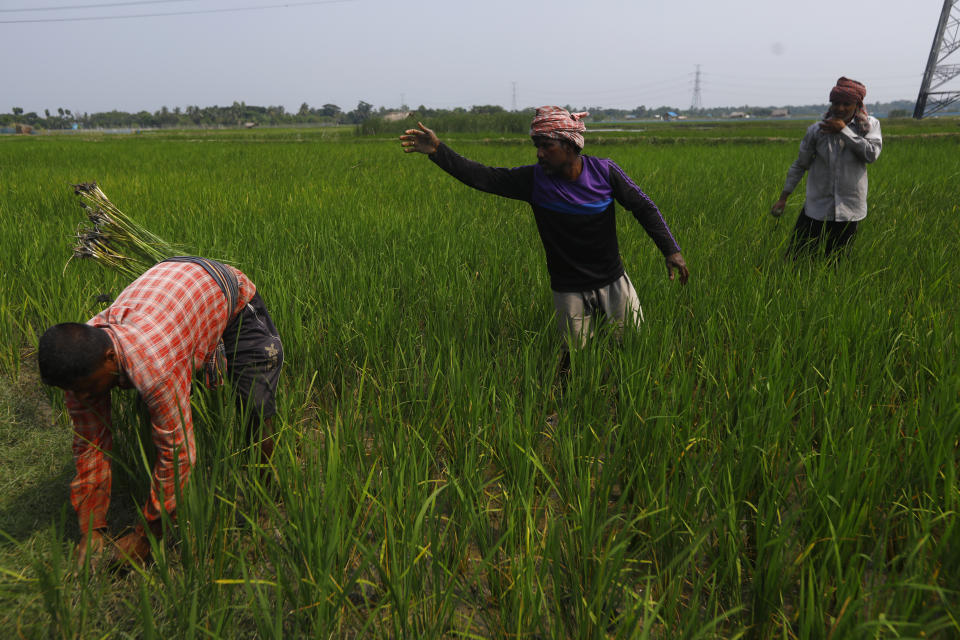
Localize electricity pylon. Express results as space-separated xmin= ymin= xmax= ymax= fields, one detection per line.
xmin=690 ymin=65 xmax=703 ymax=111
xmin=914 ymin=0 xmax=960 ymax=118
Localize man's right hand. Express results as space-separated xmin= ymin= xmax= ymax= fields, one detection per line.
xmin=400 ymin=122 xmax=440 ymax=155
xmin=76 ymin=529 xmax=107 ymax=568
xmin=770 ymin=197 xmax=788 ymax=218
xmin=818 ymin=117 xmax=847 ymax=134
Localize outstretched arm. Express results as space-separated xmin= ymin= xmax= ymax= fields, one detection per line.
xmin=400 ymin=122 xmax=440 ymax=155
xmin=402 ymin=122 xmax=533 ymax=201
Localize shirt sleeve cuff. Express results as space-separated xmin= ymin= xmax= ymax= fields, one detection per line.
xmin=839 ymin=125 xmax=858 ymax=140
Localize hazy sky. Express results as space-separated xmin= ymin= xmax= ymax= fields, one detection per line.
xmin=0 ymin=0 xmax=948 ymax=115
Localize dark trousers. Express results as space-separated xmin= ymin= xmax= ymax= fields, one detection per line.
xmin=221 ymin=292 xmax=283 ymax=435
xmin=788 ymin=209 xmax=859 ymax=258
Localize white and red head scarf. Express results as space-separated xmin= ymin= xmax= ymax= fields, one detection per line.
xmin=530 ymin=106 xmax=589 ymax=150
xmin=828 ymin=77 xmax=871 ymax=131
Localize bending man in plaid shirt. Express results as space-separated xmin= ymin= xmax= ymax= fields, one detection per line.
xmin=38 ymin=258 xmax=283 ymax=567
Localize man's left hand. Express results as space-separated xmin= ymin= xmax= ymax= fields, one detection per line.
xmin=666 ymin=252 xmax=690 ymax=285
xmin=112 ymin=522 xmax=160 ymax=567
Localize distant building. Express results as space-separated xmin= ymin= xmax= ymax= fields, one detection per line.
xmin=244 ymin=122 xmax=258 ymax=129
xmin=771 ymin=108 xmax=789 ymax=118
xmin=383 ymin=111 xmax=412 ymax=122
xmin=727 ymin=111 xmax=750 ymax=119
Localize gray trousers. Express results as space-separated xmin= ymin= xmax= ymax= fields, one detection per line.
xmin=552 ymin=273 xmax=643 ymax=350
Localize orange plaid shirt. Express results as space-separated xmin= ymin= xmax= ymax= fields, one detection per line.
xmin=64 ymin=261 xmax=255 ymax=532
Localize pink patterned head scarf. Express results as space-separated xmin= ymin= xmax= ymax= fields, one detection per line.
xmin=530 ymin=106 xmax=589 ymax=150
xmin=828 ymin=76 xmax=870 ymax=131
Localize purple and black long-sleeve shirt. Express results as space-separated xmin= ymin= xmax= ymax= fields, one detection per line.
xmin=430 ymin=143 xmax=681 ymax=292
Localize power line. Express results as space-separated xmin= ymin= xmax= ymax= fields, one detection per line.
xmin=0 ymin=0 xmax=354 ymax=24
xmin=0 ymin=1 xmax=186 ymax=13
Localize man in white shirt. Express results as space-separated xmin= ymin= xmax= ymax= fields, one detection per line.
xmin=771 ymin=77 xmax=883 ymax=257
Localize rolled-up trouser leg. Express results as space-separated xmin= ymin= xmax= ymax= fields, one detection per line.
xmin=552 ymin=272 xmax=644 ymax=351
xmin=596 ymin=272 xmax=644 ymax=339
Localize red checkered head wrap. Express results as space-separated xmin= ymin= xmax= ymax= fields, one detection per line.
xmin=828 ymin=76 xmax=870 ymax=130
xmin=829 ymin=76 xmax=866 ymax=104
xmin=530 ymin=106 xmax=589 ymax=151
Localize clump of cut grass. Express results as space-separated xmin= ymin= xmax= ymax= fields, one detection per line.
xmin=68 ymin=182 xmax=182 ymax=279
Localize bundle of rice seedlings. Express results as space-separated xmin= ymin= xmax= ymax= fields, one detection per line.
xmin=68 ymin=182 xmax=183 ymax=280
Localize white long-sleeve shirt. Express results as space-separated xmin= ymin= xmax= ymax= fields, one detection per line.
xmin=782 ymin=116 xmax=882 ymax=222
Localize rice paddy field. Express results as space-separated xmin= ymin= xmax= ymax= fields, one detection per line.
xmin=0 ymin=118 xmax=958 ymax=638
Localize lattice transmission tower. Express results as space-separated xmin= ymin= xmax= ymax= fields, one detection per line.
xmin=914 ymin=0 xmax=960 ymax=118
xmin=690 ymin=65 xmax=703 ymax=111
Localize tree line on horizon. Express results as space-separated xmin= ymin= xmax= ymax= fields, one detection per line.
xmin=1 ymin=99 xmax=916 ymax=131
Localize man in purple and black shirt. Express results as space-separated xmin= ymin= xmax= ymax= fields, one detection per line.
xmin=400 ymin=106 xmax=689 ymax=372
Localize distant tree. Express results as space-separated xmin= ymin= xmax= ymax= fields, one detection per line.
xmin=135 ymin=110 xmax=155 ymax=127
xmin=12 ymin=107 xmax=23 ymax=116
xmin=320 ymin=103 xmax=341 ymax=117
xmin=470 ymin=105 xmax=505 ymax=115
xmin=349 ymin=100 xmax=373 ymax=123
xmin=887 ymin=108 xmax=909 ymax=118
xmin=298 ymin=102 xmax=310 ymax=117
